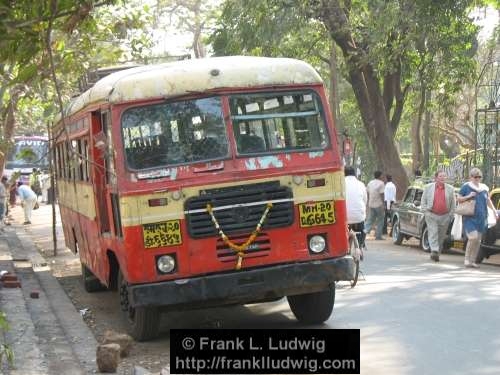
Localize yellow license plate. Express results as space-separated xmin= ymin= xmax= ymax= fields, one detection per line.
xmin=298 ymin=201 xmax=336 ymax=227
xmin=143 ymin=220 xmax=182 ymax=248
xmin=453 ymin=240 xmax=464 ymax=250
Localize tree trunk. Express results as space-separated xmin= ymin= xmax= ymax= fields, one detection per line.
xmin=411 ymin=116 xmax=422 ymax=174
xmin=329 ymin=42 xmax=340 ymax=132
xmin=318 ymin=0 xmax=409 ymax=198
xmin=348 ymin=67 xmax=409 ymax=197
xmin=0 ymin=95 xmax=19 ymax=176
xmin=422 ymin=90 xmax=432 ymax=171
xmin=413 ymin=85 xmax=426 ymax=173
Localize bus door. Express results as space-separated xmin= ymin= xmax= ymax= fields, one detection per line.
xmin=91 ymin=111 xmax=111 ymax=234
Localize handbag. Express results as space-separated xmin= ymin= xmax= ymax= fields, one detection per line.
xmin=455 ymin=199 xmax=475 ymax=216
xmin=450 ymin=214 xmax=463 ymax=240
xmin=487 ymin=206 xmax=498 ymax=228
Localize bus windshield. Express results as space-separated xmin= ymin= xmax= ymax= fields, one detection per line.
xmin=121 ymin=90 xmax=329 ymax=170
xmin=5 ymin=137 xmax=49 ymax=170
xmin=122 ymin=97 xmax=228 ymax=170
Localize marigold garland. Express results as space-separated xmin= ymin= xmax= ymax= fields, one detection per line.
xmin=206 ymin=202 xmax=273 ymax=270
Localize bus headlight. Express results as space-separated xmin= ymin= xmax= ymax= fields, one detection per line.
xmin=309 ymin=235 xmax=326 ymax=253
xmin=157 ymin=255 xmax=176 ymax=274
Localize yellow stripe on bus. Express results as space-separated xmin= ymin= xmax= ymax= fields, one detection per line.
xmin=120 ymin=172 xmax=345 ymax=227
xmin=57 ymin=180 xmax=96 ymax=219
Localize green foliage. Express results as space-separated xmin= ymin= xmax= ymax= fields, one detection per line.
xmin=0 ymin=0 xmax=157 ymax=150
xmin=210 ymin=0 xmax=490 ymax=182
xmin=16 ymin=147 xmax=38 ymax=162
xmin=0 ymin=311 xmax=13 ymax=368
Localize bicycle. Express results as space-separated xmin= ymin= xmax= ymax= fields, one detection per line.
xmin=348 ymin=225 xmax=365 ymax=288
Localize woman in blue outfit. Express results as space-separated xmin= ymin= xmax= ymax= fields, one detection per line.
xmin=457 ymin=168 xmax=498 ymax=268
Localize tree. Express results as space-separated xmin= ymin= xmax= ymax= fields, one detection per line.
xmin=211 ymin=0 xmax=484 ymax=195
xmin=152 ymin=0 xmax=222 ymax=58
xmin=0 ymin=0 xmax=154 ymax=175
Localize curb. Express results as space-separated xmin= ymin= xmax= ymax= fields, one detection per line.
xmin=0 ymin=225 xmax=98 ymax=374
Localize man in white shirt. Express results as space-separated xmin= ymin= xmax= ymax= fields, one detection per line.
xmin=345 ymin=166 xmax=367 ymax=248
xmin=16 ymin=181 xmax=37 ymax=224
xmin=365 ymin=170 xmax=386 ymax=240
xmin=383 ymin=174 xmax=397 ymax=234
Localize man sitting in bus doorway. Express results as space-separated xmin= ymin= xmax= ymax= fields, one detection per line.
xmin=16 ymin=181 xmax=37 ymax=225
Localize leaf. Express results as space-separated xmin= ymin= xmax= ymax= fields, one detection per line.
xmin=15 ymin=64 xmax=38 ymax=83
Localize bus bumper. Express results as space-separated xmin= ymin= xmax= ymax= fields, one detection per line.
xmin=128 ymin=256 xmax=355 ymax=308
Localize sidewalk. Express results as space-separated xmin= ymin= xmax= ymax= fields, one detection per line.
xmin=0 ymin=203 xmax=97 ymax=374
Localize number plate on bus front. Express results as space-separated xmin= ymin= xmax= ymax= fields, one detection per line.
xmin=143 ymin=220 xmax=182 ymax=248
xmin=298 ymin=201 xmax=336 ymax=227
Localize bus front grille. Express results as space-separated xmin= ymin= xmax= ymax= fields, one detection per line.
xmin=185 ymin=181 xmax=294 ymax=239
xmin=216 ymin=232 xmax=270 ymax=261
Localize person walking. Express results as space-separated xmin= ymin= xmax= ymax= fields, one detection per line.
xmin=16 ymin=181 xmax=37 ymax=225
xmin=29 ymin=168 xmax=42 ymax=198
xmin=0 ymin=176 xmax=6 ymax=231
xmin=421 ymin=170 xmax=456 ymax=262
xmin=383 ymin=174 xmax=397 ymax=235
xmin=364 ymin=170 xmax=386 ymax=240
xmin=1 ymin=176 xmax=10 ymax=226
xmin=457 ymin=167 xmax=498 ymax=268
xmin=345 ymin=166 xmax=368 ymax=249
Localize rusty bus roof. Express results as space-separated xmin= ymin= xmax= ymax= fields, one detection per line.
xmin=59 ymin=56 xmax=324 ymax=121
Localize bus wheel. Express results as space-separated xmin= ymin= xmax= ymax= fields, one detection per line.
xmin=81 ymin=263 xmax=105 ymax=293
xmin=287 ymin=284 xmax=335 ymax=324
xmin=118 ymin=271 xmax=160 ymax=341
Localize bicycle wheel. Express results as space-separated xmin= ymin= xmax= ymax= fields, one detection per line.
xmin=349 ymin=235 xmax=360 ymax=288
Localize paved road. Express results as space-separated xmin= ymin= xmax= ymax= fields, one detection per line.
xmin=6 ymin=203 xmax=500 ymax=374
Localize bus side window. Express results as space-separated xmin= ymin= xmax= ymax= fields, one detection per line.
xmin=238 ymin=134 xmax=266 ymax=153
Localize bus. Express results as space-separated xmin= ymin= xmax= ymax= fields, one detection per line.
xmin=4 ymin=135 xmax=49 ymax=183
xmin=53 ymin=56 xmax=354 ymax=340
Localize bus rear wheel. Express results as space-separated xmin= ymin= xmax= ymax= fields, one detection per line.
xmin=287 ymin=285 xmax=335 ymax=324
xmin=81 ymin=263 xmax=105 ymax=293
xmin=118 ymin=271 xmax=160 ymax=341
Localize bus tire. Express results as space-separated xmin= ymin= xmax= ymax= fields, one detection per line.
xmin=82 ymin=263 xmax=105 ymax=293
xmin=287 ymin=284 xmax=335 ymax=324
xmin=118 ymin=270 xmax=160 ymax=341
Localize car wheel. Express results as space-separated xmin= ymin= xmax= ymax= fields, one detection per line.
xmin=420 ymin=226 xmax=431 ymax=252
xmin=392 ymin=219 xmax=404 ymax=245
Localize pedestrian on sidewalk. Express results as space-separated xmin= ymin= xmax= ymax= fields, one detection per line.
xmin=364 ymin=170 xmax=386 ymax=240
xmin=16 ymin=181 xmax=37 ymax=225
xmin=0 ymin=176 xmax=6 ymax=230
xmin=458 ymin=167 xmax=498 ymax=268
xmin=383 ymin=174 xmax=397 ymax=235
xmin=421 ymin=170 xmax=456 ymax=262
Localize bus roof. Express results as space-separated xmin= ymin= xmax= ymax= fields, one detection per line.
xmin=61 ymin=56 xmax=323 ymax=120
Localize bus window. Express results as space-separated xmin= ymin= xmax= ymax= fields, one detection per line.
xmin=230 ymin=91 xmax=328 ymax=155
xmin=122 ymin=97 xmax=229 ymax=170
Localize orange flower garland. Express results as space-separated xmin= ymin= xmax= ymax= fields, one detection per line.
xmin=206 ymin=202 xmax=273 ymax=270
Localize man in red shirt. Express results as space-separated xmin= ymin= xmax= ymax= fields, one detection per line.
xmin=421 ymin=170 xmax=456 ymax=262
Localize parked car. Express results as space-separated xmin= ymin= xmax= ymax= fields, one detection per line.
xmin=390 ymin=184 xmax=436 ymax=252
xmin=391 ymin=184 xmax=500 ymax=263
xmin=477 ymin=187 xmax=500 ymax=263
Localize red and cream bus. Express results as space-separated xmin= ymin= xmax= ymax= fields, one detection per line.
xmin=54 ymin=56 xmax=354 ymax=340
